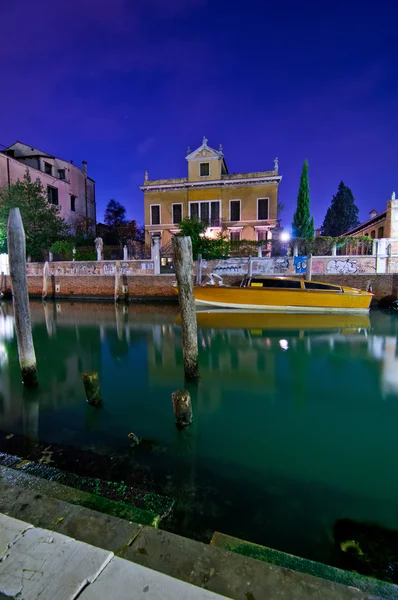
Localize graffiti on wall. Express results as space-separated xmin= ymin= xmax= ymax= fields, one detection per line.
xmin=26 ymin=260 xmax=156 ymax=276
xmin=213 ymin=259 xmax=247 ymax=276
xmin=312 ymin=257 xmax=376 ymax=276
xmin=293 ymin=256 xmax=307 ymax=274
xmin=326 ymin=259 xmax=358 ymax=275
xmin=212 ymin=257 xmax=306 ymax=277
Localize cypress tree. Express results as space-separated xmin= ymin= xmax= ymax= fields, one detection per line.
xmin=321 ymin=181 xmax=360 ymax=236
xmin=292 ymin=160 xmax=314 ymax=238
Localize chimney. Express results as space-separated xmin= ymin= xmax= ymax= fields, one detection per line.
xmin=82 ymin=160 xmax=87 ymax=174
xmin=369 ymin=209 xmax=377 ymax=218
xmin=315 ymin=227 xmax=321 ymax=237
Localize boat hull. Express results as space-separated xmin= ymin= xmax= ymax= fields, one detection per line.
xmin=193 ymin=286 xmax=372 ymax=314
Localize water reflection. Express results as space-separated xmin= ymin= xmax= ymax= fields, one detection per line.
xmin=1 ymin=301 xmax=398 ymax=426
xmin=1 ymin=301 xmax=398 ymax=565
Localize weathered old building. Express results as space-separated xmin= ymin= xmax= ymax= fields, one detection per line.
xmin=0 ymin=141 xmax=96 ymax=231
xmin=142 ymin=137 xmax=281 ymax=248
xmin=343 ymin=192 xmax=398 ymax=240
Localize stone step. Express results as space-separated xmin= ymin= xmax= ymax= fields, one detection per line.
xmin=0 ymin=458 xmax=170 ymax=528
xmin=0 ymin=514 xmax=226 ymax=600
xmin=210 ymin=531 xmax=398 ymax=600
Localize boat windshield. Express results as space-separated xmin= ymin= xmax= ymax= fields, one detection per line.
xmin=243 ymin=278 xmax=302 ymax=289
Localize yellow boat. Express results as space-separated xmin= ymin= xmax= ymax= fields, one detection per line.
xmin=173 ymin=276 xmax=373 ymax=314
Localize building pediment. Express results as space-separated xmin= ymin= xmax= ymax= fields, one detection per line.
xmin=185 ymin=136 xmax=224 ymax=162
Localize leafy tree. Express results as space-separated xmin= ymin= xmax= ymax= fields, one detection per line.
xmin=292 ymin=160 xmax=314 ymax=238
xmin=0 ymin=170 xmax=70 ymax=259
xmin=200 ymin=231 xmax=230 ymax=259
xmin=177 ymin=216 xmax=206 ymax=259
xmin=104 ymin=199 xmax=127 ymax=228
xmin=321 ymin=181 xmax=360 ymax=236
xmin=74 ymin=215 xmax=96 ymax=246
xmin=134 ymin=224 xmax=145 ymax=244
xmin=50 ymin=239 xmax=96 ymax=261
xmin=103 ymin=199 xmax=137 ymax=249
xmin=177 ymin=217 xmax=229 ymax=259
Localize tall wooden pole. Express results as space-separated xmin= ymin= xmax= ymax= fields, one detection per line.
xmin=306 ymin=253 xmax=313 ymax=281
xmin=42 ymin=261 xmax=49 ymax=300
xmin=172 ymin=236 xmax=199 ymax=381
xmin=7 ymin=208 xmax=38 ymax=387
xmin=196 ymin=253 xmax=202 ymax=285
xmin=114 ymin=260 xmax=120 ymax=303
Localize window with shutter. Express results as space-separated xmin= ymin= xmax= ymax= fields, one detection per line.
xmin=230 ymin=200 xmax=240 ymax=221
xmin=257 ymin=198 xmax=269 ymax=220
xmin=172 ymin=204 xmax=182 ymax=224
xmin=47 ymin=186 xmax=58 ymax=205
xmin=210 ymin=201 xmax=220 ymax=226
xmin=200 ymin=162 xmax=210 ymax=176
xmin=190 ymin=203 xmax=199 ymax=219
xmin=151 ymin=205 xmax=160 ymax=225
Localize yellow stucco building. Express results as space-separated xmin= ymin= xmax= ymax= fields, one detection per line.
xmin=142 ymin=137 xmax=282 ymax=248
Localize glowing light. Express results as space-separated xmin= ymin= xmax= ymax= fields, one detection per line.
xmin=279 ymin=339 xmax=289 ymax=351
xmin=280 ymin=232 xmax=290 ymax=242
xmin=0 ymin=342 xmax=7 ymax=367
xmin=0 ymin=254 xmax=9 ymax=275
xmin=0 ymin=316 xmax=14 ymax=340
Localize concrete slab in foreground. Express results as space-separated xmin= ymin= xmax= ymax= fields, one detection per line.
xmin=0 ymin=514 xmax=225 ymax=600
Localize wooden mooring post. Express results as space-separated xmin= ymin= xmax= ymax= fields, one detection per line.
xmin=7 ymin=208 xmax=38 ymax=387
xmin=172 ymin=389 xmax=193 ymax=430
xmin=114 ymin=260 xmax=121 ymax=303
xmin=196 ymin=253 xmax=203 ymax=285
xmin=306 ymin=253 xmax=313 ymax=281
xmin=42 ymin=261 xmax=49 ymax=300
xmin=0 ymin=272 xmax=4 ymax=298
xmin=82 ymin=371 xmax=102 ymax=406
xmin=172 ymin=236 xmax=199 ymax=381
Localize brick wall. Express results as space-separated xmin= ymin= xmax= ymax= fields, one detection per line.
xmin=313 ymin=274 xmax=398 ymax=303
xmin=2 ymin=274 xmax=177 ymax=301
xmin=2 ymin=271 xmax=398 ymax=305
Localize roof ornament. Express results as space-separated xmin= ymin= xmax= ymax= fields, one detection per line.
xmin=202 ymin=136 xmax=208 ymax=146
xmin=392 ymin=191 xmax=396 ymax=200
xmin=219 ymin=143 xmax=223 ymax=152
xmin=144 ymin=170 xmax=148 ymax=181
xmin=187 ymin=146 xmax=191 ymax=154
xmin=274 ymin=157 xmax=279 ymax=173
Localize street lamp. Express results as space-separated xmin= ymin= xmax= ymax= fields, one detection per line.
xmin=280 ymin=232 xmax=290 ymax=243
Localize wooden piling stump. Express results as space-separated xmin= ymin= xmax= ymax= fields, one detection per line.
xmin=42 ymin=261 xmax=49 ymax=300
xmin=172 ymin=236 xmax=199 ymax=381
xmin=172 ymin=389 xmax=193 ymax=430
xmin=82 ymin=371 xmax=102 ymax=406
xmin=7 ymin=208 xmax=38 ymax=387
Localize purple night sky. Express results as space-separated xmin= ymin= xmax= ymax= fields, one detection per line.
xmin=2 ymin=0 xmax=397 ymax=230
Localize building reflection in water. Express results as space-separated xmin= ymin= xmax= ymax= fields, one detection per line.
xmin=0 ymin=301 xmax=398 ymax=441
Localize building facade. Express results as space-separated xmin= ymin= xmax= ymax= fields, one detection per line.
xmin=142 ymin=138 xmax=281 ymax=248
xmin=343 ymin=193 xmax=398 ymax=240
xmin=0 ymin=141 xmax=96 ymax=231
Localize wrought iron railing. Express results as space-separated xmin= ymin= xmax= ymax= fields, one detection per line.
xmin=199 ymin=217 xmax=222 ymax=228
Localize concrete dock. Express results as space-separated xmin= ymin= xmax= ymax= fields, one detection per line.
xmin=0 ymin=466 xmax=392 ymax=599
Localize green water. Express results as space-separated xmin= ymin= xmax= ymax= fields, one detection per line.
xmin=1 ymin=300 xmax=398 ymax=569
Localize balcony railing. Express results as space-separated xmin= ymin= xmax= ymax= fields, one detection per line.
xmin=198 ymin=217 xmax=222 ymax=228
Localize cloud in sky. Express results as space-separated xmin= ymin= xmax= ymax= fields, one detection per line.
xmin=137 ymin=137 xmax=156 ymax=156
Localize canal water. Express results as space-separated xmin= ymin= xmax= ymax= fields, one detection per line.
xmin=1 ymin=300 xmax=398 ymax=570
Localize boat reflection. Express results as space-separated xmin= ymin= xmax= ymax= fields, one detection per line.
xmin=177 ymin=308 xmax=371 ymax=333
